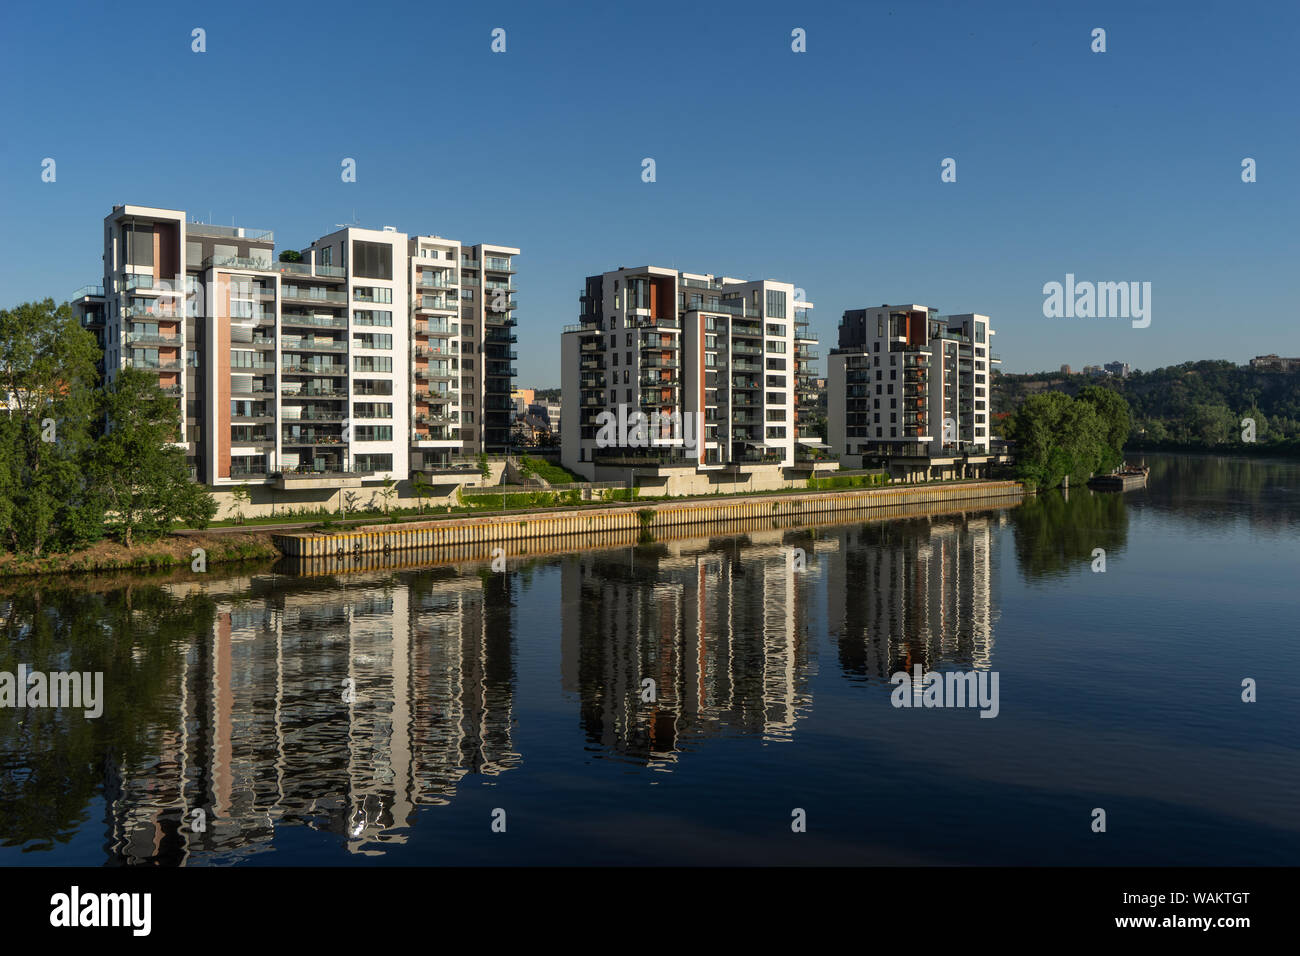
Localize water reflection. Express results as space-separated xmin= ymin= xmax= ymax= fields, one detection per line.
xmin=1010 ymin=488 xmax=1129 ymax=581
xmin=0 ymin=497 xmax=1020 ymax=863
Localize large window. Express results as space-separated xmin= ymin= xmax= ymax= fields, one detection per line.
xmin=353 ymin=425 xmax=393 ymax=442
xmin=353 ymin=332 xmax=392 ymax=350
xmin=353 ymin=309 xmax=392 ymax=326
xmin=124 ymin=225 xmax=154 ymax=267
xmin=353 ymin=286 xmax=393 ymax=304
xmin=354 ymin=355 xmax=392 ymax=372
xmin=765 ymin=289 xmax=787 ymax=319
xmin=355 ymin=453 xmax=393 ymax=472
xmin=353 ymin=241 xmax=393 ymax=280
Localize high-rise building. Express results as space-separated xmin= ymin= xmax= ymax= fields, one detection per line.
xmin=560 ymin=266 xmax=816 ymax=485
xmin=71 ymin=205 xmax=517 ymax=496
xmin=827 ymin=304 xmax=1000 ymax=479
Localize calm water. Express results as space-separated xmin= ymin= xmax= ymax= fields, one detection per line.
xmin=1 ymin=454 xmax=1297 ymax=866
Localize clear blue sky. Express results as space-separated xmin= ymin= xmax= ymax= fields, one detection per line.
xmin=1 ymin=0 xmax=1295 ymax=386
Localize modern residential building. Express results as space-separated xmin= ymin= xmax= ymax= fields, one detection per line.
xmin=560 ymin=266 xmax=820 ymax=492
xmin=827 ymin=304 xmax=1001 ymax=480
xmin=1103 ymin=361 xmax=1130 ymax=378
xmin=71 ymin=205 xmax=518 ymax=499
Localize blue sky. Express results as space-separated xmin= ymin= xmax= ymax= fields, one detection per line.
xmin=1 ymin=0 xmax=1295 ymax=386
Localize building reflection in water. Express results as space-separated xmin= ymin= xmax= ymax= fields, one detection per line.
xmin=561 ymin=527 xmax=816 ymax=767
xmin=103 ymin=568 xmax=517 ymax=864
xmin=96 ymin=506 xmax=1005 ymax=862
xmin=828 ymin=513 xmax=999 ymax=680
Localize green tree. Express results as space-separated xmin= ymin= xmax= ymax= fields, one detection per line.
xmin=412 ymin=474 xmax=433 ymax=514
xmin=0 ymin=299 xmax=101 ymax=554
xmin=229 ymin=484 xmax=252 ymax=525
xmin=1007 ymin=391 xmax=1107 ymax=490
xmin=378 ymin=475 xmax=397 ymax=515
xmin=1076 ymin=385 xmax=1131 ymax=473
xmin=92 ymin=369 xmax=216 ymax=547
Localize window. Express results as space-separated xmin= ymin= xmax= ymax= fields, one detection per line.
xmin=354 ymin=355 xmax=393 ymax=372
xmin=353 ymin=286 xmax=393 ymax=304
xmin=353 ymin=241 xmax=393 ymax=280
xmin=354 ymin=310 xmax=392 ymax=326
xmin=353 ymin=425 xmax=393 ymax=442
xmin=765 ymin=289 xmax=786 ymax=319
xmin=355 ymin=453 xmax=393 ymax=472
xmin=353 ymin=332 xmax=392 ymax=350
xmin=125 ymin=225 xmax=155 ymax=267
xmin=352 ymin=402 xmax=393 ymax=419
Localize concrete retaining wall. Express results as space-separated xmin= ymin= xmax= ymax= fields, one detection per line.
xmin=273 ymin=480 xmax=1022 ymax=559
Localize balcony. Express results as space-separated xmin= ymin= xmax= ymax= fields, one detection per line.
xmin=282 ymin=362 xmax=347 ymax=376
xmin=416 ymin=295 xmax=458 ymax=312
xmin=203 ymin=254 xmax=275 ymax=273
xmin=283 ymin=409 xmax=347 ymax=422
xmin=281 ymin=287 xmax=346 ymax=305
xmin=414 ymin=367 xmax=455 ymax=382
xmin=283 ymin=338 xmax=347 ymax=352
xmin=282 ymin=313 xmax=348 ymax=329
xmin=283 ymin=385 xmax=347 ymax=398
xmin=275 ymin=261 xmax=346 ymax=280
xmin=126 ymin=331 xmax=182 ymax=347
xmin=123 ymin=305 xmax=181 ymax=320
xmin=124 ymin=358 xmax=181 ymax=372
xmin=414 ymin=344 xmax=456 ymax=358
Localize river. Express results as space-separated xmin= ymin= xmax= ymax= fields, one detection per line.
xmin=1 ymin=453 xmax=1296 ymax=865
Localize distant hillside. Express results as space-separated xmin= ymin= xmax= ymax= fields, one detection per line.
xmin=995 ymin=361 xmax=1300 ymax=451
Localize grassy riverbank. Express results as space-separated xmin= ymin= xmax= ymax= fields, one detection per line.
xmin=0 ymin=532 xmax=279 ymax=579
xmin=2 ymin=476 xmax=1007 ymax=580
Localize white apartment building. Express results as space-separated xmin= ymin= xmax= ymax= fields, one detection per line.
xmin=560 ymin=266 xmax=817 ymax=488
xmin=827 ymin=304 xmax=1001 ymax=480
xmin=71 ymin=205 xmax=517 ymax=497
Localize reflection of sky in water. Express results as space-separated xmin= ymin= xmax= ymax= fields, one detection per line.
xmin=0 ymin=454 xmax=1297 ymax=865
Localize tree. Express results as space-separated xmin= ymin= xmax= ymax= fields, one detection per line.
xmin=1007 ymin=391 xmax=1109 ymax=490
xmin=1076 ymin=385 xmax=1131 ymax=473
xmin=477 ymin=452 xmax=490 ymax=482
xmin=279 ymin=250 xmax=302 ymax=263
xmin=412 ymin=474 xmax=433 ymax=515
xmin=229 ymin=484 xmax=252 ymax=525
xmin=0 ymin=299 xmax=101 ymax=554
xmin=92 ymin=368 xmax=216 ymax=547
xmin=378 ymin=476 xmax=397 ymax=515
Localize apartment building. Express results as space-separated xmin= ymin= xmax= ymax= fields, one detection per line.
xmin=71 ymin=205 xmax=517 ymax=496
xmin=827 ymin=304 xmax=1001 ymax=480
xmin=560 ymin=266 xmax=818 ymax=489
